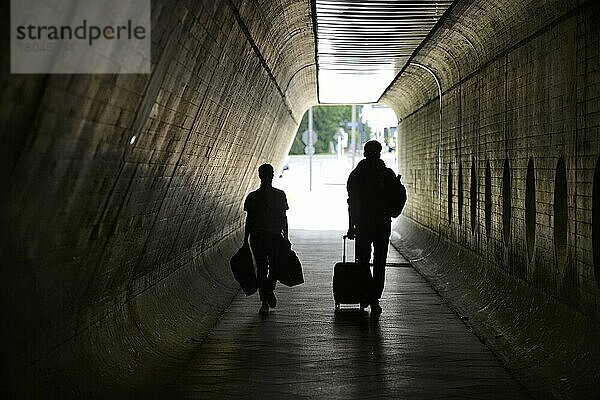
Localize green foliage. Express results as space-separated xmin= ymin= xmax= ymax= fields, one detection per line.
xmin=290 ymin=105 xmax=358 ymax=155
xmin=364 ymin=123 xmax=373 ymax=141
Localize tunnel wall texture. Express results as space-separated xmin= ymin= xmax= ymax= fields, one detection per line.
xmin=0 ymin=0 xmax=316 ymax=397
xmin=382 ymin=0 xmax=600 ymax=398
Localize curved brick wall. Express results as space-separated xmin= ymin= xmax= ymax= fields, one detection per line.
xmin=382 ymin=0 xmax=600 ymax=398
xmin=0 ymin=0 xmax=315 ymax=397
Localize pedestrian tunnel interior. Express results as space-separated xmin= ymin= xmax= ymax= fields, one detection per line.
xmin=1 ymin=0 xmax=599 ymax=398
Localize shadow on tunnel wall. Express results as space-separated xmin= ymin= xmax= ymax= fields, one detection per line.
xmin=0 ymin=0 xmax=316 ymax=397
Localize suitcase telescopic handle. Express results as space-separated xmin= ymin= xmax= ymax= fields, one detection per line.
xmin=342 ymin=235 xmax=347 ymax=263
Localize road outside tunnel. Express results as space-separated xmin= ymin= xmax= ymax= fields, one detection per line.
xmin=277 ymin=152 xmax=397 ymax=231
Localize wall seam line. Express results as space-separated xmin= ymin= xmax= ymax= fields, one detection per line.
xmin=310 ymin=0 xmax=320 ymax=103
xmin=225 ymin=0 xmax=298 ymax=125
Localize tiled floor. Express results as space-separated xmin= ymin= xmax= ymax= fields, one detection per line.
xmin=168 ymin=230 xmax=531 ymax=399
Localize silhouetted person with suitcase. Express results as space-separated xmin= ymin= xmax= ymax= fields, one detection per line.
xmin=347 ymin=140 xmax=397 ymax=315
xmin=244 ymin=163 xmax=289 ymax=315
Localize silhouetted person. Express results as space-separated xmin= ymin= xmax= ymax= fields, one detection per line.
xmin=347 ymin=140 xmax=396 ymax=315
xmin=244 ymin=163 xmax=289 ymax=315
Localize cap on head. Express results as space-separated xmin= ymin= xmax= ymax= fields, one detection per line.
xmin=258 ymin=163 xmax=274 ymax=180
xmin=364 ymin=140 xmax=382 ymax=158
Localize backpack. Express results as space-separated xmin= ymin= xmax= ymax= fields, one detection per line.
xmin=388 ymin=174 xmax=407 ymax=217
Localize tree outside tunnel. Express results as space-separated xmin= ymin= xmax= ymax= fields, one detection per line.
xmin=289 ymin=105 xmax=374 ymax=155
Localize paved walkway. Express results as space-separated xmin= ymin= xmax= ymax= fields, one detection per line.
xmin=169 ymin=230 xmax=531 ymax=399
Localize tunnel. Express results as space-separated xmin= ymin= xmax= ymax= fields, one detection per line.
xmin=1 ymin=0 xmax=599 ymax=398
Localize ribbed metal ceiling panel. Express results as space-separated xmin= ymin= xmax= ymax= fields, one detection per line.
xmin=316 ymin=0 xmax=453 ymax=103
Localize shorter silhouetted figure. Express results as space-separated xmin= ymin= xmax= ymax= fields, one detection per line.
xmin=347 ymin=140 xmax=397 ymax=315
xmin=244 ymin=164 xmax=289 ymax=315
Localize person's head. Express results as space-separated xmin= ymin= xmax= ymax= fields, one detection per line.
xmin=258 ymin=163 xmax=274 ymax=185
xmin=363 ymin=140 xmax=382 ymax=160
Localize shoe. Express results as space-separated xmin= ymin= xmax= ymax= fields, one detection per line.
xmin=371 ymin=301 xmax=382 ymax=315
xmin=267 ymin=292 xmax=277 ymax=308
xmin=259 ymin=302 xmax=269 ymax=315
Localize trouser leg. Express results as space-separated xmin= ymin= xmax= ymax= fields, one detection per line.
xmin=265 ymin=238 xmax=278 ymax=294
xmin=371 ymin=228 xmax=390 ymax=300
xmin=355 ymin=234 xmax=373 ymax=265
xmin=355 ymin=232 xmax=374 ymax=303
xmin=250 ymin=234 xmax=274 ymax=303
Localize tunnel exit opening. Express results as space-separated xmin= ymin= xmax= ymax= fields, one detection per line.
xmin=279 ymin=104 xmax=399 ymax=231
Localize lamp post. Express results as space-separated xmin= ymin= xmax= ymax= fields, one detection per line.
xmin=351 ymin=104 xmax=356 ymax=168
xmin=308 ymin=107 xmax=313 ymax=191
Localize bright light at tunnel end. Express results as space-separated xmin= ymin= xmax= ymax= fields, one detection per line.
xmin=314 ymin=0 xmax=453 ymax=104
xmin=318 ymin=69 xmax=397 ymax=104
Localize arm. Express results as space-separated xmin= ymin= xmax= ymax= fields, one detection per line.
xmin=282 ymin=192 xmax=290 ymax=240
xmin=281 ymin=191 xmax=289 ymax=240
xmin=346 ymin=176 xmax=356 ymax=239
xmin=244 ymin=216 xmax=251 ymax=245
xmin=347 ymin=199 xmax=356 ymax=239
xmin=282 ymin=214 xmax=288 ymax=240
xmin=243 ymin=194 xmax=251 ymax=245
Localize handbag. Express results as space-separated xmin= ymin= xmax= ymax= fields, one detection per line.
xmin=276 ymin=237 xmax=304 ymax=287
xmin=230 ymin=243 xmax=257 ymax=295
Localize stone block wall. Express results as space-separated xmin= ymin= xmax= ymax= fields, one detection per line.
xmin=383 ymin=0 xmax=599 ymax=321
xmin=383 ymin=0 xmax=600 ymax=397
xmin=0 ymin=0 xmax=316 ymax=397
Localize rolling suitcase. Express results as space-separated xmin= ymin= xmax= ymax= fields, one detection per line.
xmin=332 ymin=235 xmax=371 ymax=311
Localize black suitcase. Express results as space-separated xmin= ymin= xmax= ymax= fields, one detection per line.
xmin=332 ymin=235 xmax=371 ymax=311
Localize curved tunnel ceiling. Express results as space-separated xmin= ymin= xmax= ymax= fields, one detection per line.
xmin=316 ymin=0 xmax=453 ymax=104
